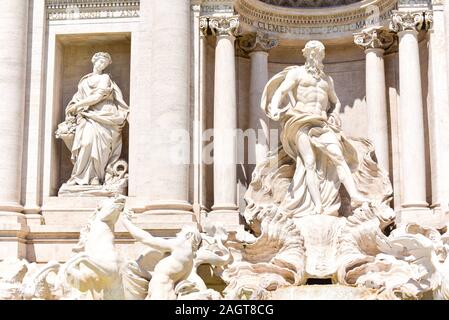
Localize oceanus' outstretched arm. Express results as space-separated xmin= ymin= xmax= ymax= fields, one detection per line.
xmin=122 ymin=211 xmax=174 ymax=252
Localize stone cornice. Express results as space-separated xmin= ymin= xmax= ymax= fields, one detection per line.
xmin=354 ymin=26 xmax=395 ymax=51
xmin=238 ymin=31 xmax=279 ymax=52
xmin=389 ymin=10 xmax=432 ymax=33
xmin=209 ymin=15 xmax=240 ymax=37
xmin=46 ymin=0 xmax=140 ymax=20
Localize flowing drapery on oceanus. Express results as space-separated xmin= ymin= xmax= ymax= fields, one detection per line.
xmin=258 ymin=40 xmax=391 ymax=218
xmin=55 ymin=52 xmax=129 ymax=196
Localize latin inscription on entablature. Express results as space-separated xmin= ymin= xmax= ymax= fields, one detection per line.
xmin=239 ymin=10 xmax=393 ymax=38
xmin=201 ymin=4 xmax=234 ymax=16
xmin=46 ymin=0 xmax=140 ymax=21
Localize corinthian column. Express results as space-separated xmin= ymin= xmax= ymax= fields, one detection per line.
xmin=239 ymin=32 xmax=278 ymax=166
xmin=354 ymin=27 xmax=394 ymax=173
xmin=208 ymin=16 xmax=241 ymax=228
xmin=390 ymin=11 xmax=431 ymax=219
xmin=0 ymin=1 xmax=28 ymax=218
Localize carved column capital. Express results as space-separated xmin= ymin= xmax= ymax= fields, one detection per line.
xmin=389 ymin=10 xmax=432 ymax=33
xmin=238 ymin=32 xmax=279 ymax=53
xmin=209 ymin=15 xmax=240 ymax=37
xmin=424 ymin=10 xmax=434 ymax=29
xmin=199 ymin=16 xmax=209 ymax=36
xmin=354 ymin=26 xmax=394 ymax=51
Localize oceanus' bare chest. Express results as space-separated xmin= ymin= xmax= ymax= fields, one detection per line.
xmin=298 ymin=73 xmax=329 ymax=91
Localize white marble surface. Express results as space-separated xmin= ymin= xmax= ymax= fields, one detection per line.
xmin=143 ymin=0 xmax=192 ymax=214
xmin=427 ymin=4 xmax=449 ymax=213
xmin=0 ymin=0 xmax=28 ymax=215
xmin=209 ymin=16 xmax=241 ymax=227
xmin=395 ymin=26 xmax=429 ymax=211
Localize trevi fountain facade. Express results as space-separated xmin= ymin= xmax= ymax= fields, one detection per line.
xmin=0 ymin=0 xmax=449 ymax=300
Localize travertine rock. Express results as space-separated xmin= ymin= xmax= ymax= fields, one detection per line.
xmin=22 ymin=261 xmax=60 ymax=300
xmin=0 ymin=259 xmax=28 ymax=300
xmin=268 ymin=285 xmax=379 ymax=300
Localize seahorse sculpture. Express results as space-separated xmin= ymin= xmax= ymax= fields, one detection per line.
xmin=58 ymin=195 xmax=125 ymax=299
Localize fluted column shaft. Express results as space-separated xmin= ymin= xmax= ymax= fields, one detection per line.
xmin=0 ymin=0 xmax=29 ymax=215
xmin=354 ymin=27 xmax=393 ymax=173
xmin=390 ymin=11 xmax=429 ymax=211
xmin=249 ymin=50 xmax=269 ymax=164
xmin=240 ymin=32 xmax=278 ymax=165
xmin=365 ymin=49 xmax=390 ymax=171
xmin=210 ymin=16 xmax=239 ymax=214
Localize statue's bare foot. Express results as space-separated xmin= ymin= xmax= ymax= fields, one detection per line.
xmin=90 ymin=177 xmax=100 ymax=185
xmin=66 ymin=179 xmax=77 ymax=186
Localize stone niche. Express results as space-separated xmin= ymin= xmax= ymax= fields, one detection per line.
xmin=52 ymin=33 xmax=131 ymax=195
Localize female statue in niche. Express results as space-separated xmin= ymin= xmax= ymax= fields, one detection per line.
xmin=56 ymin=52 xmax=129 ymax=196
